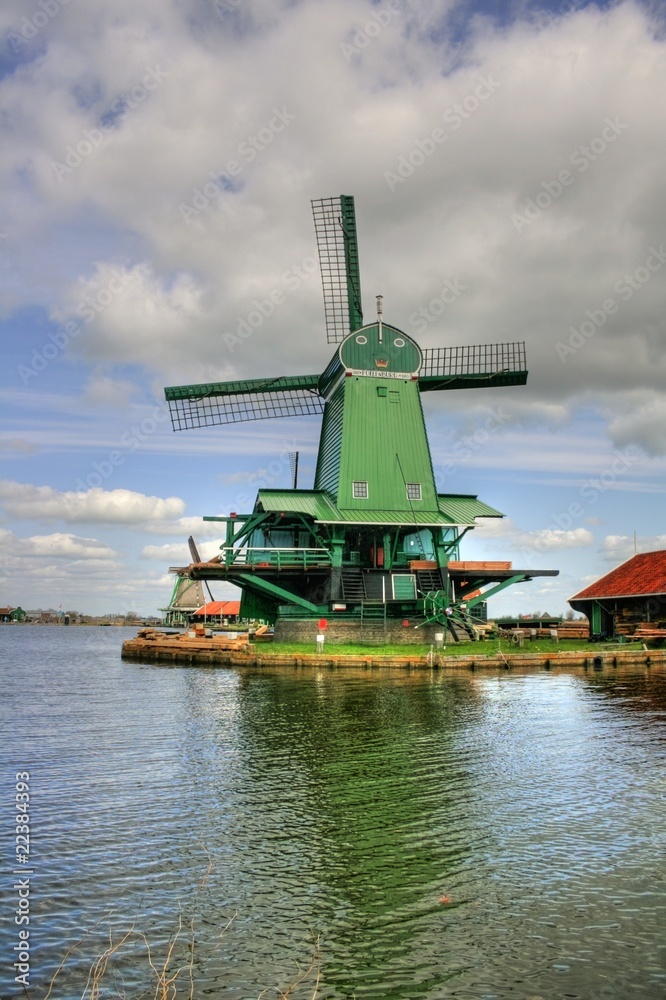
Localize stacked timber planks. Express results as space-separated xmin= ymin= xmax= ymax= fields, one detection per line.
xmin=495 ymin=622 xmax=590 ymax=640
xmin=122 ymin=627 xmax=249 ymax=664
xmin=633 ymin=627 xmax=666 ymax=641
xmin=554 ymin=621 xmax=590 ymax=640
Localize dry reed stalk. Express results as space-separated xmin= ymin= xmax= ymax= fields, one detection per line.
xmin=36 ymin=854 xmax=237 ymax=1000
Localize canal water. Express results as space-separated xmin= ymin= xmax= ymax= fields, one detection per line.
xmin=1 ymin=627 xmax=665 ymax=999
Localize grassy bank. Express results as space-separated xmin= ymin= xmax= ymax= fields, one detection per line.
xmin=249 ymin=637 xmax=630 ymax=657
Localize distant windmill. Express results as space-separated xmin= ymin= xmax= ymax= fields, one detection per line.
xmin=188 ymin=536 xmax=216 ymax=605
xmin=165 ymin=196 xmax=556 ymax=639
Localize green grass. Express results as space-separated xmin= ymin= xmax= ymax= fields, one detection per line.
xmin=249 ymin=637 xmax=610 ymax=657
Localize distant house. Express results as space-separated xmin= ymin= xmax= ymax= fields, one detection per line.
xmin=569 ymin=550 xmax=666 ymax=639
xmin=191 ymin=601 xmax=241 ymax=624
xmin=0 ymin=607 xmax=26 ymax=622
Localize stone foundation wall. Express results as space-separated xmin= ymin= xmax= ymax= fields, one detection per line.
xmin=273 ymin=617 xmax=451 ymax=646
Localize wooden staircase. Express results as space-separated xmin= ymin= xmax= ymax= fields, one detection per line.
xmin=341 ymin=568 xmax=366 ymax=601
xmin=416 ymin=569 xmax=444 ymax=594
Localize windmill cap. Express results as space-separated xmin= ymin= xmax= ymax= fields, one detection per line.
xmin=339 ymin=321 xmax=422 ymax=377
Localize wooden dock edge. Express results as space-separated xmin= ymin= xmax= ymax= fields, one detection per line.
xmin=121 ymin=635 xmax=666 ymax=672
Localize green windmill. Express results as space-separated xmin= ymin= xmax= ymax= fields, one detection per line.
xmin=165 ymin=196 xmax=557 ymax=641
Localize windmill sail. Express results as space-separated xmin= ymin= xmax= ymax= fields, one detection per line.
xmin=165 ymin=374 xmax=324 ymax=431
xmin=312 ymin=195 xmax=363 ymax=343
xmin=419 ymin=341 xmax=527 ymax=391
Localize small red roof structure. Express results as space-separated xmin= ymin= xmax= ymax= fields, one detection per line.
xmin=192 ymin=601 xmax=241 ymax=617
xmin=569 ymin=550 xmax=666 ymax=640
xmin=569 ymin=550 xmax=666 ymax=601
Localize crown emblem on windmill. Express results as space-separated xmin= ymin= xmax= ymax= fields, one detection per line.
xmin=165 ymin=196 xmax=557 ymax=640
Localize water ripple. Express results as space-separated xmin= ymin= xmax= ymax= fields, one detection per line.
xmin=1 ymin=630 xmax=665 ymax=998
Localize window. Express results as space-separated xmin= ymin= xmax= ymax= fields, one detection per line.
xmin=406 ymin=483 xmax=422 ymax=501
xmin=389 ymin=390 xmax=400 ymax=403
xmin=352 ymin=481 xmax=368 ymax=499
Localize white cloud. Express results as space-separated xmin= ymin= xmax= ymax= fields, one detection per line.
xmin=51 ymin=263 xmax=212 ymax=379
xmin=474 ymin=518 xmax=595 ymax=553
xmin=0 ymin=528 xmax=117 ymax=561
xmin=142 ymin=516 xmax=226 ymax=537
xmin=0 ymin=437 xmax=38 ymax=455
xmin=601 ymin=532 xmax=666 ymax=563
xmin=0 ymin=482 xmax=185 ymax=524
xmin=608 ymin=397 xmax=666 ymax=457
xmin=140 ymin=540 xmax=221 ymax=561
xmin=517 ymin=527 xmax=595 ymax=552
xmin=82 ymin=372 xmax=140 ymax=409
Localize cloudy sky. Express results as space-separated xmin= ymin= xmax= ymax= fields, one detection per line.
xmin=1 ymin=0 xmax=665 ymax=617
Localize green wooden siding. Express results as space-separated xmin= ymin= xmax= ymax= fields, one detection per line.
xmin=337 ymin=376 xmax=438 ymax=511
xmin=314 ymin=382 xmax=345 ymax=494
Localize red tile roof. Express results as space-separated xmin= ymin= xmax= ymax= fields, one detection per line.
xmin=570 ymin=550 xmax=666 ymax=601
xmin=192 ymin=601 xmax=241 ymax=616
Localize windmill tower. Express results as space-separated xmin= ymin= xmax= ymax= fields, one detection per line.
xmin=166 ymin=196 xmax=556 ymax=641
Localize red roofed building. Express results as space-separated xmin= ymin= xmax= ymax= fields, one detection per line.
xmin=569 ymin=550 xmax=666 ymax=639
xmin=192 ymin=601 xmax=241 ymax=624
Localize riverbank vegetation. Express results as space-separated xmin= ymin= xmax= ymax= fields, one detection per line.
xmin=250 ymin=636 xmax=638 ymax=657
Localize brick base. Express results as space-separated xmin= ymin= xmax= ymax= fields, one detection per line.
xmin=274 ymin=617 xmax=453 ymax=646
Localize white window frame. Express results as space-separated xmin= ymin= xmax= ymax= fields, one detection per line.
xmin=406 ymin=483 xmax=422 ymax=501
xmin=352 ymin=480 xmax=369 ymax=499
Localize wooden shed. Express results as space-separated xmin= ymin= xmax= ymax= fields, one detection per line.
xmin=191 ymin=601 xmax=241 ymax=625
xmin=569 ymin=550 xmax=666 ymax=640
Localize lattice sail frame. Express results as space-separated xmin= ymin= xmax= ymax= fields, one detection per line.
xmin=420 ymin=342 xmax=526 ymax=377
xmin=167 ymin=390 xmax=324 ymax=431
xmin=312 ymin=195 xmax=363 ymax=343
xmin=165 ymin=375 xmax=324 ymax=431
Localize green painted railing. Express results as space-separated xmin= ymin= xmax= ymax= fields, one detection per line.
xmin=221 ymin=547 xmax=333 ymax=570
